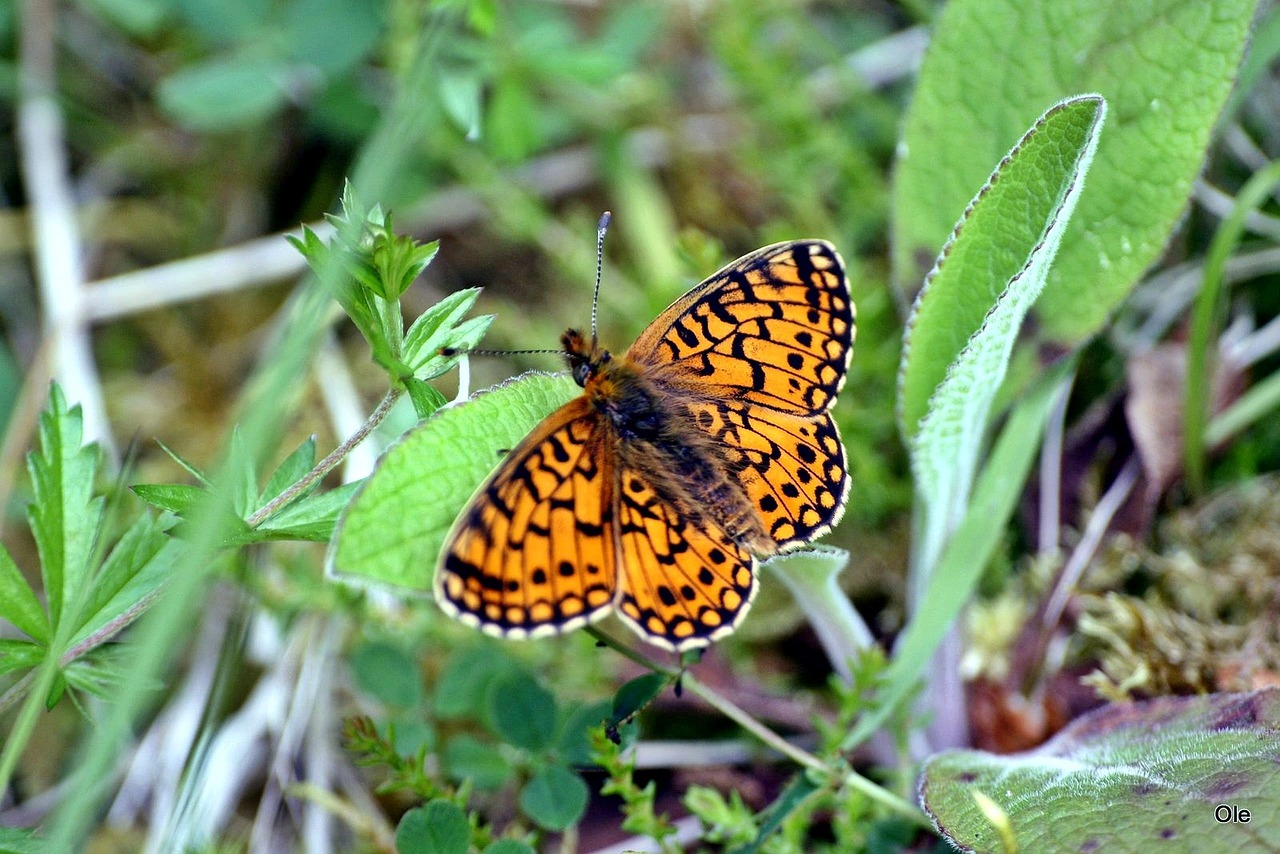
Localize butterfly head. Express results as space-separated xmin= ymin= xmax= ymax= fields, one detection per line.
xmin=562 ymin=328 xmax=613 ymax=389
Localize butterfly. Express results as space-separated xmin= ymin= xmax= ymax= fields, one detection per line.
xmin=434 ymin=232 xmax=854 ymax=651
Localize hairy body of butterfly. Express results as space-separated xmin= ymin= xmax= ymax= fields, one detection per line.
xmin=435 ymin=239 xmax=854 ymax=650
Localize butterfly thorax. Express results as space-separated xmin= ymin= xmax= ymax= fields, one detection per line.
xmin=561 ymin=327 xmax=773 ymax=552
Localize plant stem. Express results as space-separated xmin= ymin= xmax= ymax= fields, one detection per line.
xmin=246 ymin=388 xmax=401 ymax=528
xmin=1184 ymin=159 xmax=1280 ymax=494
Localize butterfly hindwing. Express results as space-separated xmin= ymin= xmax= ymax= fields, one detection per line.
xmin=614 ymin=461 xmax=757 ymax=651
xmin=435 ymin=398 xmax=618 ymax=639
xmin=628 ymin=240 xmax=854 ymax=418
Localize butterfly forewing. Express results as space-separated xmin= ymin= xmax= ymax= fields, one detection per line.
xmin=684 ymin=402 xmax=849 ymax=549
xmin=435 ymin=398 xmax=619 ymax=638
xmin=628 ymin=240 xmax=854 ymax=417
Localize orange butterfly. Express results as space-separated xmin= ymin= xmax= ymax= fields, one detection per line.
xmin=435 ymin=228 xmax=855 ymax=650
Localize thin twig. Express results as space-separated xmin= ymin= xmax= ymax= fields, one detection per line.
xmin=1040 ymin=455 xmax=1141 ymax=634
xmin=1037 ymin=375 xmax=1074 ymax=555
xmin=17 ymin=0 xmax=115 ymax=461
xmin=246 ymin=389 xmax=401 ymax=528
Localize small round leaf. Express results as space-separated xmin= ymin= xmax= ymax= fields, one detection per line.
xmin=395 ymin=801 xmax=469 ymax=854
xmin=519 ymin=764 xmax=588 ymax=831
xmin=486 ymin=672 xmax=558 ymax=751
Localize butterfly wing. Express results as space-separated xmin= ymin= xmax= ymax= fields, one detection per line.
xmin=627 ymin=240 xmax=854 ymax=418
xmin=435 ymin=397 xmax=618 ymax=639
xmin=685 ymin=402 xmax=849 ymax=549
xmin=613 ymin=459 xmax=757 ymax=651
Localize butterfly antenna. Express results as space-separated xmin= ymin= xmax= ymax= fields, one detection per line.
xmin=590 ymin=211 xmax=611 ymax=347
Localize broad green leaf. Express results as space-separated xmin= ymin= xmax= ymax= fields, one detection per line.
xmin=845 ymin=361 xmax=1072 ymax=751
xmin=0 ymin=546 xmax=48 ymax=643
xmin=329 ymin=371 xmax=578 ymax=589
xmin=902 ymin=96 xmax=1104 ymax=581
xmin=253 ymin=481 xmax=362 ymax=542
xmin=350 ymin=641 xmax=422 ymax=708
xmin=395 ymin=800 xmax=469 ymax=854
xmin=443 ymin=734 xmax=514 ymax=790
xmin=486 ymin=671 xmax=558 ymax=751
xmin=921 ymin=690 xmax=1280 ymax=851
xmin=157 ymin=57 xmax=291 ymax=131
xmin=519 ymin=764 xmax=588 ymax=831
xmin=433 ymin=643 xmax=520 ymax=719
xmin=67 ymin=517 xmax=179 ymax=652
xmin=259 ymin=437 xmax=317 ymax=506
xmin=28 ymin=387 xmax=101 ymax=632
xmin=279 ymin=0 xmax=383 ymax=76
xmin=892 ymin=0 xmax=1257 ymax=344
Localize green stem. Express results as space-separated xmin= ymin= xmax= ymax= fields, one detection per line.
xmin=581 ymin=628 xmax=928 ymax=827
xmin=246 ymin=388 xmax=401 ymax=528
xmin=0 ymin=656 xmax=60 ymax=795
xmin=1184 ymin=160 xmax=1280 ymax=494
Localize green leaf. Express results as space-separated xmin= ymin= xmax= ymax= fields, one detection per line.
xmin=350 ymin=641 xmax=422 ymax=709
xmin=395 ymin=800 xmax=469 ymax=854
xmin=921 ymin=690 xmax=1280 ymax=851
xmin=0 ymin=825 xmax=43 ymax=853
xmin=224 ymin=428 xmax=259 ymax=518
xmin=278 ymin=0 xmax=383 ymax=76
xmin=82 ymin=0 xmax=169 ymax=37
xmin=845 ymin=362 xmax=1072 ymax=751
xmin=483 ymin=841 xmax=535 ymax=854
xmin=519 ymin=764 xmax=588 ymax=831
xmin=253 ymin=481 xmax=362 ymax=542
xmin=901 ymin=96 xmax=1104 ymax=581
xmin=260 ymin=437 xmax=317 ymax=506
xmin=486 ymin=672 xmax=558 ymax=751
xmin=558 ymin=699 xmax=611 ymax=766
xmin=892 ymin=0 xmax=1257 ymax=345
xmin=28 ymin=386 xmax=101 ymax=632
xmin=612 ymin=673 xmax=667 ymax=724
xmin=63 ymin=647 xmax=137 ymax=700
xmin=174 ymin=0 xmax=271 ymax=45
xmin=404 ymin=379 xmax=448 ymax=421
xmin=0 ymin=640 xmax=47 ymax=679
xmin=440 ymin=71 xmax=483 ymax=140
xmin=0 ymin=546 xmax=49 ymax=643
xmin=130 ymin=484 xmax=206 ymax=516
xmin=67 ymin=517 xmax=179 ymax=652
xmin=329 ymin=372 xmax=579 ymax=589
xmin=154 ymin=439 xmax=211 ymax=487
xmin=442 ymin=734 xmax=514 ymax=790
xmin=401 ymin=288 xmax=490 ymax=376
xmin=157 ymin=57 xmax=291 ymax=131
xmin=730 ymin=772 xmax=822 ymax=854
xmin=763 ymin=547 xmax=869 ymax=672
xmin=433 ymin=644 xmax=519 ymax=719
